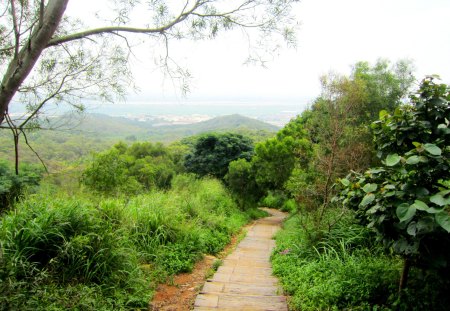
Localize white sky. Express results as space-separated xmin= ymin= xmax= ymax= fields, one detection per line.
xmin=66 ymin=0 xmax=450 ymax=105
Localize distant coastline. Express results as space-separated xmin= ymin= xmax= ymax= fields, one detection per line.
xmin=9 ymin=99 xmax=309 ymax=127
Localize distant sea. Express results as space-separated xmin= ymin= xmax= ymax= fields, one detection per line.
xmin=9 ymin=99 xmax=310 ymax=126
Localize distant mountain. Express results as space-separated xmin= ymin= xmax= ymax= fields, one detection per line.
xmin=157 ymin=114 xmax=278 ymax=132
xmin=67 ymin=113 xmax=279 ymax=142
xmin=145 ymin=114 xmax=279 ymax=141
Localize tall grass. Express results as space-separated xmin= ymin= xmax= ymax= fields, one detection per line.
xmin=0 ymin=174 xmax=256 ymax=310
xmin=272 ymin=211 xmax=402 ymax=311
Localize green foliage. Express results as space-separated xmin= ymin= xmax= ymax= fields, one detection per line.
xmin=185 ymin=133 xmax=254 ymax=179
xmin=260 ymin=191 xmax=288 ymax=209
xmin=225 ymin=158 xmax=263 ymax=208
xmin=336 ymin=78 xmax=450 ymax=277
xmin=0 ymin=175 xmax=256 ymax=309
xmin=252 ymin=136 xmax=297 ymax=191
xmin=352 ymin=59 xmax=415 ymax=121
xmin=82 ymin=141 xmax=178 ymax=195
xmin=0 ymin=195 xmax=150 ymax=310
xmin=0 ymin=161 xmax=43 ymax=211
xmin=272 ymin=213 xmax=401 ymax=311
xmin=289 ymin=59 xmax=414 ymax=194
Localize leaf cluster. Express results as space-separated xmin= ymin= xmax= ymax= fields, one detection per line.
xmin=336 ymin=77 xmax=450 ymax=267
xmin=81 ymin=141 xmax=180 ymax=195
xmin=184 ymin=132 xmax=254 ymax=180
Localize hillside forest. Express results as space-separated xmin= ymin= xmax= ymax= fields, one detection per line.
xmin=1 ymin=59 xmax=450 ymax=310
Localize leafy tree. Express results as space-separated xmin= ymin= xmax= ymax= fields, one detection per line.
xmin=226 ymin=158 xmax=263 ymax=208
xmin=252 ymin=136 xmax=297 ymax=191
xmin=184 ymin=133 xmax=253 ymax=179
xmin=351 ymin=59 xmax=415 ymax=121
xmin=81 ymin=148 xmax=141 ymax=195
xmin=286 ymin=60 xmax=415 ymax=214
xmin=336 ymin=77 xmax=450 ymax=291
xmin=82 ymin=141 xmax=177 ymax=195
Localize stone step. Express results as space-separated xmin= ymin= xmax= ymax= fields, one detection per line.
xmin=209 ymin=272 xmax=279 ymax=285
xmin=216 ymin=265 xmax=274 ymax=277
xmin=194 ymin=293 xmax=288 ymax=310
xmin=201 ymin=281 xmax=283 ymax=296
xmin=193 ymin=208 xmax=288 ymax=311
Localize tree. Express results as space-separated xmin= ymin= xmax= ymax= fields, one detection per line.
xmin=351 ymin=59 xmax=415 ymax=121
xmin=184 ymin=133 xmax=253 ymax=179
xmin=226 ymin=158 xmax=263 ymax=208
xmin=251 ymin=136 xmax=297 ymax=191
xmin=336 ymin=77 xmax=450 ymax=291
xmin=286 ymin=60 xmax=415 ymax=213
xmin=0 ymin=0 xmax=299 ymax=127
xmin=82 ymin=141 xmax=178 ymax=195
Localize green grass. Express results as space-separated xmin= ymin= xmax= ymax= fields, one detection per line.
xmin=272 ymin=210 xmax=450 ymax=310
xmin=0 ymin=174 xmax=259 ymax=310
xmin=272 ymin=212 xmax=402 ymax=311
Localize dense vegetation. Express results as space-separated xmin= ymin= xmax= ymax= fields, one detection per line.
xmin=0 ymin=116 xmax=269 ymax=309
xmin=1 ymin=59 xmax=448 ymax=310
xmin=0 ymin=175 xmax=264 ymax=310
xmin=261 ymin=66 xmax=449 ymax=310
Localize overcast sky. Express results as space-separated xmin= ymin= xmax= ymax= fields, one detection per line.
xmin=66 ymin=0 xmax=450 ymax=105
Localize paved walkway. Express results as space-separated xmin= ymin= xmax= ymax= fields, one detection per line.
xmin=193 ymin=208 xmax=287 ymax=311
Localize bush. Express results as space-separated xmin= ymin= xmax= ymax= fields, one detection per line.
xmin=272 ymin=213 xmax=402 ymax=310
xmin=0 ymin=195 xmax=149 ymax=310
xmin=0 ymin=161 xmax=42 ymax=211
xmin=260 ymin=191 xmax=287 ymax=209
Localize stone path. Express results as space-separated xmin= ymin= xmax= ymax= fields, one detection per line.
xmin=193 ymin=208 xmax=287 ymax=311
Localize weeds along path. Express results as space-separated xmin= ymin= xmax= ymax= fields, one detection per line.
xmin=194 ymin=208 xmax=288 ymax=311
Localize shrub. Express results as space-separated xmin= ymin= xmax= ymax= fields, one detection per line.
xmin=0 ymin=161 xmax=42 ymax=211
xmin=272 ymin=213 xmax=401 ymax=310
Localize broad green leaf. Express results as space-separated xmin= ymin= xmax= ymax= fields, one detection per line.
xmin=386 ymin=154 xmax=401 ymax=166
xmin=368 ymin=168 xmax=385 ymax=174
xmin=363 ymin=183 xmax=377 ymax=193
xmin=340 ymin=178 xmax=350 ymax=187
xmin=385 ymin=191 xmax=396 ymax=197
xmin=379 ymin=110 xmax=389 ymax=118
xmin=423 ymin=143 xmax=442 ymax=156
xmin=406 ymin=156 xmax=420 ymax=165
xmin=412 ymin=142 xmax=421 ymax=148
xmin=430 ymin=194 xmax=448 ymax=206
xmin=367 ymin=204 xmax=380 ymax=214
xmin=418 ymin=156 xmax=429 ymax=163
xmin=360 ymin=193 xmax=375 ymax=207
xmin=407 ymin=222 xmax=417 ymax=236
xmin=416 ymin=218 xmax=434 ymax=234
xmin=435 ymin=212 xmax=450 ymax=233
xmin=428 ymin=207 xmax=444 ymax=214
xmin=396 ymin=203 xmax=416 ymax=222
xmin=412 ymin=200 xmax=429 ymax=211
xmin=414 ymin=187 xmax=429 ymax=197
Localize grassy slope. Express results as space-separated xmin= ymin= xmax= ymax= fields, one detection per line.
xmin=0 ymin=175 xmax=266 ymax=310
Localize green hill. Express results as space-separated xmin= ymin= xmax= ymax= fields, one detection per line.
xmin=62 ymin=113 xmax=279 ymax=142
xmin=146 ymin=114 xmax=279 ymax=141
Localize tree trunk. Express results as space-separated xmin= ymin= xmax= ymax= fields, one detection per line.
xmin=13 ymin=132 xmax=19 ymax=175
xmin=399 ymin=258 xmax=411 ymax=293
xmin=0 ymin=0 xmax=69 ymax=126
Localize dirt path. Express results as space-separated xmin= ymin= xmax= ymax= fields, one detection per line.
xmin=193 ymin=208 xmax=288 ymax=310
